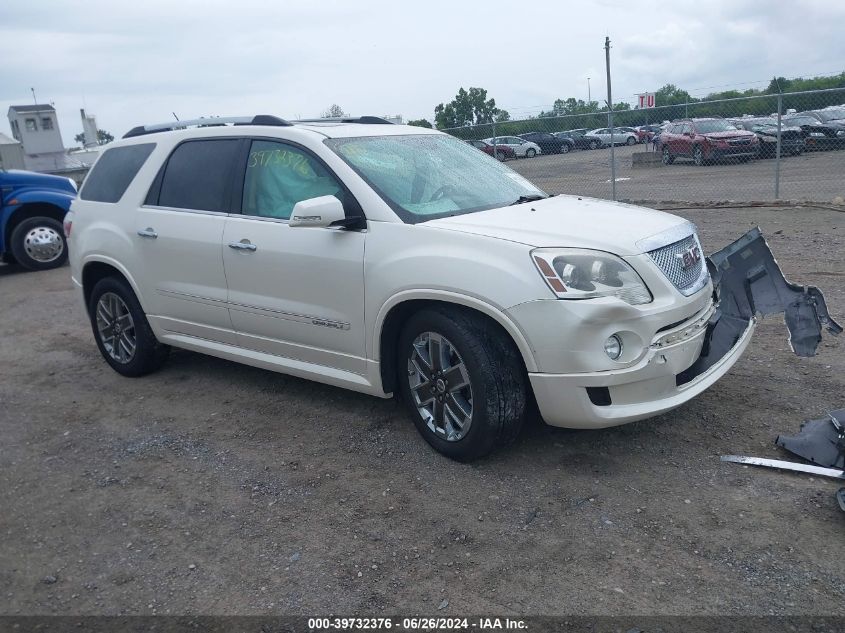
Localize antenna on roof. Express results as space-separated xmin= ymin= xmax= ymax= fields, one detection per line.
xmin=172 ymin=112 xmax=180 ymax=121
xmin=31 ymin=87 xmax=37 ymax=105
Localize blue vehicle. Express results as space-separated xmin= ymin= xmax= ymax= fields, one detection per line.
xmin=1 ymin=169 xmax=77 ymax=270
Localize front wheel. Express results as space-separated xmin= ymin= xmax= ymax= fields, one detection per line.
xmin=589 ymin=140 xmax=599 ymax=150
xmin=88 ymin=276 xmax=170 ymax=377
xmin=560 ymin=143 xmax=571 ymax=154
xmin=495 ymin=150 xmax=506 ymax=161
xmin=10 ymin=217 xmax=68 ymax=271
xmin=626 ymin=136 xmax=636 ymax=146
xmin=693 ymin=145 xmax=704 ymax=166
xmin=525 ymin=148 xmax=536 ymax=158
xmin=397 ymin=308 xmax=526 ymax=461
xmin=662 ymin=146 xmax=674 ymax=164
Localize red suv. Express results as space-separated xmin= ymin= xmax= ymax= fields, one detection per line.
xmin=659 ymin=118 xmax=759 ymax=166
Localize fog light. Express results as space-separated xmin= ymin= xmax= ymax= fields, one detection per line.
xmin=604 ymin=334 xmax=623 ymax=360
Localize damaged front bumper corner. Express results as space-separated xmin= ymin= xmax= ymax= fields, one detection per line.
xmin=679 ymin=227 xmax=842 ymax=384
xmin=530 ymin=227 xmax=840 ymax=429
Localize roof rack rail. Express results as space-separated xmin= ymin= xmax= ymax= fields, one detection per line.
xmin=123 ymin=114 xmax=292 ymax=139
xmin=294 ymin=116 xmax=395 ymax=125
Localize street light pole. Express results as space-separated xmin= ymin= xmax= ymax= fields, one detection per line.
xmin=605 ymin=37 xmax=616 ymax=201
xmin=587 ymin=77 xmax=591 ymax=104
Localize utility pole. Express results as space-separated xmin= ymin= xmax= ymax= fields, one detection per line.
xmin=605 ymin=37 xmax=616 ymax=201
xmin=587 ymin=77 xmax=591 ymax=104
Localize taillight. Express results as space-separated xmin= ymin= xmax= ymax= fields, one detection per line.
xmin=63 ymin=213 xmax=73 ymax=238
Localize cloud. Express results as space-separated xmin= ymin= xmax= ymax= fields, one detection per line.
xmin=1 ymin=0 xmax=843 ymax=144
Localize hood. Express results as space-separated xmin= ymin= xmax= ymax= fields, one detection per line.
xmin=424 ymin=195 xmax=689 ymax=256
xmin=702 ymin=130 xmax=757 ymax=139
xmin=0 ymin=169 xmax=77 ymax=194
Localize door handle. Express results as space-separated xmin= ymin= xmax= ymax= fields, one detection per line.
xmin=137 ymin=228 xmax=158 ymax=239
xmin=228 ymin=240 xmax=257 ymax=252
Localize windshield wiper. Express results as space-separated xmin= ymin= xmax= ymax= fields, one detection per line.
xmin=509 ymin=194 xmax=547 ymax=206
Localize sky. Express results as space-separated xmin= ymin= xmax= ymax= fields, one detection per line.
xmin=2 ymin=0 xmax=844 ymax=146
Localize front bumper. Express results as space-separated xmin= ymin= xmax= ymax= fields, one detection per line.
xmin=530 ymin=309 xmax=753 ymax=428
xmin=523 ymin=228 xmax=840 ymax=430
xmin=705 ymin=145 xmax=759 ymax=159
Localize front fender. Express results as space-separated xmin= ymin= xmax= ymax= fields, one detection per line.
xmin=372 ymin=289 xmax=539 ymax=373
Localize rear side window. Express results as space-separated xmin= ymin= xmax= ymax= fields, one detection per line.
xmin=80 ymin=143 xmax=156 ymax=203
xmin=157 ymin=139 xmax=240 ymax=212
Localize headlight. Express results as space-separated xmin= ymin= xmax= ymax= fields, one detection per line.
xmin=705 ymin=136 xmax=723 ymax=144
xmin=837 ymin=130 xmax=845 ymax=137
xmin=531 ymin=248 xmax=652 ymax=305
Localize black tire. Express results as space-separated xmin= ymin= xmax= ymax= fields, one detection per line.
xmin=561 ymin=143 xmax=571 ymax=154
xmin=589 ymin=140 xmax=599 ymax=150
xmin=662 ymin=146 xmax=674 ymax=165
xmin=88 ymin=276 xmax=170 ymax=377
xmin=9 ymin=216 xmax=68 ymax=271
xmin=626 ymin=136 xmax=636 ymax=146
xmin=693 ymin=145 xmax=704 ymax=166
xmin=495 ymin=150 xmax=506 ymax=161
xmin=397 ymin=307 xmax=526 ymax=461
xmin=525 ymin=148 xmax=536 ymax=158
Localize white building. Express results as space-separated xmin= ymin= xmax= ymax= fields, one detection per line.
xmin=8 ymin=104 xmax=64 ymax=155
xmin=0 ymin=132 xmax=26 ymax=170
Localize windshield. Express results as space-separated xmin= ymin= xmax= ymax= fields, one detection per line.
xmin=816 ymin=109 xmax=845 ymax=122
xmin=694 ymin=120 xmax=738 ymax=133
xmin=325 ymin=134 xmax=546 ymax=223
xmin=786 ymin=116 xmax=818 ymax=126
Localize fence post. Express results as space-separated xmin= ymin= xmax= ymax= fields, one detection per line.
xmin=605 ymin=36 xmax=616 ymax=201
xmin=775 ymin=93 xmax=782 ymax=200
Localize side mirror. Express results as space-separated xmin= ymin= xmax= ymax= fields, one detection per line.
xmin=289 ymin=195 xmax=347 ymax=228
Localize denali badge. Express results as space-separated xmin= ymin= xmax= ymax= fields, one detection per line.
xmin=676 ymin=245 xmax=701 ymax=270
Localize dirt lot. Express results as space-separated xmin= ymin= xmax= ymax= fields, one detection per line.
xmin=1 ymin=205 xmax=844 ymax=617
xmin=507 ymin=143 xmax=845 ymax=203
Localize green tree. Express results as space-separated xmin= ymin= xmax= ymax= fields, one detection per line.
xmin=407 ymin=118 xmax=433 ymax=128
xmin=434 ymin=87 xmax=509 ymax=128
xmin=321 ymin=104 xmax=346 ymax=118
xmin=654 ymin=84 xmax=695 ymax=106
xmin=74 ymin=129 xmax=114 ymax=146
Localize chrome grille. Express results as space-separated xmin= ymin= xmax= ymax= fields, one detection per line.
xmin=648 ymin=233 xmax=708 ymax=296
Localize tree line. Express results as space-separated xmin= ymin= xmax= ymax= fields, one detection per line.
xmin=410 ymin=72 xmax=845 ymax=138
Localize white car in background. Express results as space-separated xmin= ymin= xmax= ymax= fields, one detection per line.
xmin=585 ymin=128 xmax=639 ymax=148
xmin=483 ymin=136 xmax=542 ymax=158
xmin=66 ymin=115 xmax=832 ymax=462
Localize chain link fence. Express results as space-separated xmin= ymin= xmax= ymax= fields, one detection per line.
xmin=444 ymin=87 xmax=845 ymax=205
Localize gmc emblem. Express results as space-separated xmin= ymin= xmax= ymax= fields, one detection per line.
xmin=676 ymin=245 xmax=701 ymax=270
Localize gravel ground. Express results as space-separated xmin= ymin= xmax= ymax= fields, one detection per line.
xmin=1 ymin=205 xmax=844 ymax=616
xmin=507 ymin=143 xmax=845 ymax=203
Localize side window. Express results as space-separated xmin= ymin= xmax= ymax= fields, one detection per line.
xmin=80 ymin=143 xmax=156 ymax=203
xmin=158 ymin=139 xmax=241 ymax=212
xmin=241 ymin=140 xmax=342 ymax=220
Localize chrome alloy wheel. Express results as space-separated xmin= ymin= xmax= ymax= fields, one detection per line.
xmin=23 ymin=226 xmax=64 ymax=263
xmin=95 ymin=292 xmax=136 ymax=364
xmin=407 ymin=332 xmax=473 ymax=442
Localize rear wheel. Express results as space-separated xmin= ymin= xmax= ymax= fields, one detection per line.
xmin=626 ymin=136 xmax=636 ymax=146
xmin=9 ymin=217 xmax=68 ymax=271
xmin=560 ymin=143 xmax=571 ymax=154
xmin=88 ymin=276 xmax=170 ymax=377
xmin=525 ymin=148 xmax=536 ymax=158
xmin=589 ymin=140 xmax=599 ymax=150
xmin=662 ymin=146 xmax=674 ymax=165
xmin=397 ymin=307 xmax=526 ymax=461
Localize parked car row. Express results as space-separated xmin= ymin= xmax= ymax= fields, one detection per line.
xmin=654 ymin=107 xmax=845 ymax=165
xmin=464 ymin=104 xmax=845 ymax=164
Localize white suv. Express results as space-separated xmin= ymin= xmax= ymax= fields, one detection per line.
xmin=66 ymin=115 xmax=791 ymax=461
